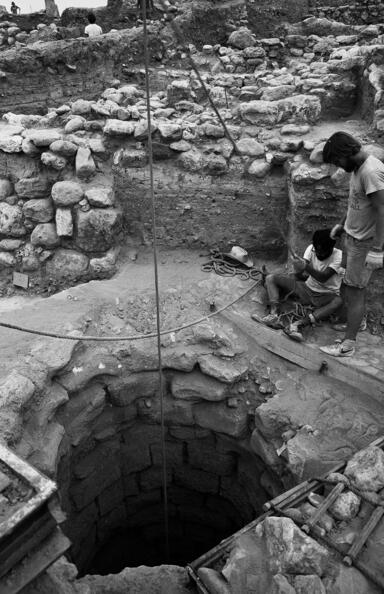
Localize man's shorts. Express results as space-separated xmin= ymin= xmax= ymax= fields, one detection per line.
xmin=293 ymin=281 xmax=338 ymax=308
xmin=343 ymin=234 xmax=373 ymax=289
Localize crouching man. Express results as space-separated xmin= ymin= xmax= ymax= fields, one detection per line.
xmin=252 ymin=229 xmax=343 ymax=342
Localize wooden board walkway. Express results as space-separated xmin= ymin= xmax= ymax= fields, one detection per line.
xmin=222 ymin=310 xmax=384 ymax=404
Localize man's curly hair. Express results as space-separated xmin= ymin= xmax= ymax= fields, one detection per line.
xmin=323 ymin=132 xmax=361 ymax=163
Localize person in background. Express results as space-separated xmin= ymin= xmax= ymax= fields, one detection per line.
xmin=84 ymin=12 xmax=103 ymax=37
xmin=136 ymin=0 xmax=154 ymax=19
xmin=252 ymin=229 xmax=343 ymax=342
xmin=320 ymin=132 xmax=384 ymax=357
xmin=10 ymin=2 xmax=20 ymax=15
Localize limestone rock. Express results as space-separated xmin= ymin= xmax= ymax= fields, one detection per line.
xmin=228 ymin=27 xmax=255 ymax=49
xmin=55 ymin=208 xmax=73 ymax=237
xmin=322 ymin=564 xmax=381 ymax=594
xmin=240 ymin=100 xmax=279 ymax=125
xmin=22 ymin=198 xmax=53 ymax=223
xmin=103 ymin=119 xmax=135 ymax=136
xmin=158 ymin=121 xmax=182 ymax=141
xmin=261 ymin=86 xmax=295 ymax=101
xmin=344 ymin=446 xmax=384 ymax=492
xmin=171 ymin=370 xmax=227 ymax=402
xmin=0 ymin=203 xmax=25 ymax=236
xmin=75 ymin=147 xmax=96 ymax=179
xmin=31 ymin=222 xmax=59 ymax=248
xmin=21 ymin=138 xmax=40 ymax=155
xmin=84 ymin=187 xmax=114 ymax=208
xmin=236 ymin=138 xmax=264 ymax=157
xmin=193 ymin=400 xmax=248 ymax=438
xmin=199 ymin=123 xmax=224 ymax=138
xmin=291 ymin=163 xmax=330 ymax=185
xmin=257 ymin=516 xmax=329 ymax=576
xmin=272 ymin=574 xmax=296 ymax=594
xmin=64 ymin=116 xmax=85 ymax=134
xmin=281 ymin=124 xmax=310 ymax=135
xmin=51 ymin=181 xmax=83 ymax=206
xmin=170 ymin=140 xmax=191 ymax=152
xmin=41 ymin=151 xmax=67 ymax=170
xmin=0 ymin=135 xmax=22 ymax=152
xmin=45 ymin=248 xmax=88 ymax=278
xmin=15 ymin=177 xmax=50 ymax=198
xmin=179 ymin=148 xmax=203 ymax=172
xmin=248 ymin=159 xmax=271 ymax=177
xmin=203 ymin=153 xmax=228 ymax=175
xmin=0 ymin=251 xmax=15 ymax=268
xmin=71 ymin=99 xmax=93 ymax=115
xmin=134 ymin=119 xmax=157 ymax=140
xmin=277 ymin=94 xmax=321 ymax=124
xmin=88 ymin=138 xmax=108 ymax=158
xmin=75 ymin=208 xmax=122 ymax=252
xmin=114 ymin=148 xmax=148 ymax=168
xmin=166 ymin=80 xmax=193 ymax=106
xmin=0 ymin=178 xmax=13 ymax=200
xmin=0 ymin=239 xmax=22 ymax=250
xmin=89 ymin=248 xmax=119 ymax=276
xmin=294 ymin=575 xmax=326 ymax=594
xmin=49 ymin=140 xmax=78 ymax=157
xmin=310 ymin=142 xmax=326 ymax=163
xmin=328 ymin=490 xmax=360 ymax=521
xmin=0 ymin=370 xmax=35 ymax=411
xmin=28 ymin=129 xmax=62 ymax=146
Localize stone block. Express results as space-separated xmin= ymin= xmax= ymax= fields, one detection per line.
xmin=114 ymin=147 xmax=148 ymax=168
xmin=74 ymin=440 xmax=120 ymax=480
xmin=75 ymin=208 xmax=122 ymax=252
xmin=64 ymin=116 xmax=86 ymax=134
xmin=64 ymin=501 xmax=98 ymax=545
xmin=97 ymin=479 xmax=125 ymax=516
xmin=345 ymin=446 xmax=384 ymax=492
xmin=41 ymin=151 xmax=67 ymax=170
xmin=188 ymin=441 xmax=235 ymax=476
xmin=0 ymin=252 xmax=15 ymax=268
xmin=194 ymin=400 xmax=248 ymax=438
xmin=150 ymin=441 xmax=183 ymax=468
xmin=236 ymin=138 xmax=264 ymax=157
xmin=106 ymin=371 xmax=160 ymax=407
xmin=0 ymin=178 xmax=13 ymax=199
xmin=197 ymin=354 xmax=248 ymax=383
xmin=45 ymin=248 xmax=88 ymax=278
xmin=28 ymin=129 xmax=62 ymax=146
xmin=174 ymin=465 xmax=219 ymax=495
xmin=15 ymin=176 xmax=50 ymax=198
xmin=55 ymin=208 xmax=73 ymax=237
xmin=120 ymin=439 xmax=152 ymax=475
xmin=171 ymin=369 xmax=227 ymax=402
xmin=103 ymin=119 xmax=135 ymax=136
xmin=0 ymin=202 xmax=25 ymax=236
xmin=51 ymin=180 xmax=83 ymax=206
xmin=76 ymin=147 xmax=96 ymax=179
xmin=70 ymin=462 xmax=121 ymax=511
xmin=22 ymin=198 xmax=53 ymax=222
xmin=0 ymin=370 xmax=35 ymax=411
xmin=97 ymin=503 xmax=126 ymax=542
xmin=49 ymin=139 xmax=78 ymax=157
xmin=30 ymin=222 xmax=59 ymax=248
xmin=138 ymin=466 xmax=173 ymax=492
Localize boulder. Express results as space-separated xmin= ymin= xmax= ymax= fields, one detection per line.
xmin=64 ymin=116 xmax=86 ymax=134
xmin=260 ymin=86 xmax=295 ymax=101
xmin=277 ymin=94 xmax=322 ymax=124
xmin=103 ymin=119 xmax=135 ymax=136
xmin=236 ymin=138 xmax=264 ymax=157
xmin=49 ymin=140 xmax=78 ymax=157
xmin=84 ymin=187 xmax=114 ymax=208
xmin=114 ymin=148 xmax=148 ymax=168
xmin=22 ymin=198 xmax=53 ymax=223
xmin=179 ymin=148 xmax=204 ymax=172
xmin=55 ymin=208 xmax=73 ymax=237
xmin=15 ymin=177 xmax=50 ymax=199
xmin=21 ymin=138 xmax=40 ymax=155
xmin=157 ymin=122 xmax=182 ymax=141
xmin=0 ymin=135 xmax=22 ymax=152
xmin=71 ymin=99 xmax=93 ymax=115
xmin=30 ymin=222 xmax=59 ymax=248
xmin=240 ymin=100 xmax=279 ymax=125
xmin=134 ymin=119 xmax=158 ymax=140
xmin=0 ymin=179 xmax=13 ymax=200
xmin=248 ymin=160 xmax=271 ymax=177
xmin=41 ymin=151 xmax=67 ymax=170
xmin=75 ymin=147 xmax=96 ymax=179
xmin=28 ymin=129 xmax=62 ymax=146
xmin=171 ymin=370 xmax=227 ymax=402
xmin=257 ymin=517 xmax=329 ymax=576
xmin=45 ymin=249 xmax=88 ymax=278
xmin=51 ymin=181 xmax=83 ymax=206
xmin=228 ymin=27 xmax=255 ymax=49
xmin=166 ymin=80 xmax=193 ymax=106
xmin=344 ymin=446 xmax=384 ymax=492
xmin=89 ymin=248 xmax=119 ymax=276
xmin=0 ymin=251 xmax=15 ymax=268
xmin=75 ymin=208 xmax=122 ymax=252
xmin=0 ymin=203 xmax=25 ymax=236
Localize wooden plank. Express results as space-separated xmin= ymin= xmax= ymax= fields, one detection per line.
xmin=222 ymin=311 xmax=384 ymax=403
xmin=0 ymin=527 xmax=70 ymax=594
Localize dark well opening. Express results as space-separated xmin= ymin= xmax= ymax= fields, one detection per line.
xmin=57 ymin=418 xmax=272 ymax=575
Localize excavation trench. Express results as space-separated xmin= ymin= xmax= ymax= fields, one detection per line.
xmin=55 ymin=373 xmax=275 ymax=576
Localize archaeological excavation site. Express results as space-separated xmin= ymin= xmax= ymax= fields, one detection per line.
xmin=2 ymin=0 xmax=384 ymax=592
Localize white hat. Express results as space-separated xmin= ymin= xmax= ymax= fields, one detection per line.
xmin=225 ymin=246 xmax=253 ymax=268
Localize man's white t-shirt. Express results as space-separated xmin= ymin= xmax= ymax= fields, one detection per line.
xmin=345 ymin=155 xmax=384 ymax=240
xmin=85 ymin=23 xmax=103 ymax=37
xmin=303 ymin=244 xmax=342 ymax=294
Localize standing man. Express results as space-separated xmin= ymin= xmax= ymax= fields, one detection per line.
xmin=84 ymin=13 xmax=103 ymax=37
xmin=320 ymin=131 xmax=384 ymax=357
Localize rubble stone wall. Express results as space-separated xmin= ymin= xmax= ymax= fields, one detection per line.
xmin=310 ymin=1 xmax=384 ymax=25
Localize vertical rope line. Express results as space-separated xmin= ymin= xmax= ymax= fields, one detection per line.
xmin=141 ymin=0 xmax=170 ymax=563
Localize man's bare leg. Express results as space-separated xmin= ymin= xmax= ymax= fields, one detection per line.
xmin=344 ymin=285 xmax=366 ymax=340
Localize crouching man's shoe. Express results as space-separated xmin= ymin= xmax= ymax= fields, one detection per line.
xmin=251 ymin=313 xmax=284 ymax=329
xmin=283 ymin=321 xmax=304 ymax=342
xmin=319 ymin=339 xmax=356 ymax=357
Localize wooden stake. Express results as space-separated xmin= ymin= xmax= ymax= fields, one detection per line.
xmin=302 ymin=483 xmax=344 ymax=534
xmin=343 ymin=507 xmax=384 ymax=566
